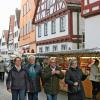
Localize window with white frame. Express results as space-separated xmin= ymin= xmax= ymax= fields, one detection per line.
xmin=23 ymin=4 xmax=26 ymax=16
xmin=26 ymin=24 xmax=27 ymax=34
xmin=60 ymin=16 xmax=66 ymax=32
xmin=29 ymin=20 xmax=32 ymax=32
xmin=53 ymin=45 xmax=58 ymax=52
xmin=51 ymin=20 xmax=56 ymax=34
xmin=44 ymin=22 xmax=48 ymax=36
xmin=15 ymin=43 xmax=18 ymax=49
xmin=38 ymin=25 xmax=42 ymax=37
xmin=61 ymin=44 xmax=67 ymax=51
xmin=14 ymin=32 xmax=16 ymax=37
xmin=39 ymin=47 xmax=43 ymax=53
xmin=45 ymin=46 xmax=49 ymax=52
xmin=26 ymin=2 xmax=29 ymax=13
xmin=15 ymin=21 xmax=17 ymax=26
xmin=47 ymin=0 xmax=51 ymax=9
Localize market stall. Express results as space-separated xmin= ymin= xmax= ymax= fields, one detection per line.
xmin=36 ymin=48 xmax=100 ymax=98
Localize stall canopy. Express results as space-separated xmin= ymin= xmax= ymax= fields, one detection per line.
xmin=36 ymin=48 xmax=100 ymax=57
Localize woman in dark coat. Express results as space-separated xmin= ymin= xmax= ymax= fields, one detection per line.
xmin=25 ymin=55 xmax=42 ymax=100
xmin=65 ymin=59 xmax=88 ymax=100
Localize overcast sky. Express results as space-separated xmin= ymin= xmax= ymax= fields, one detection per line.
xmin=0 ymin=0 xmax=20 ymax=38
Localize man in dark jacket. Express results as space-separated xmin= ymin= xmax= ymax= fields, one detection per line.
xmin=6 ymin=57 xmax=28 ymax=100
xmin=42 ymin=57 xmax=64 ymax=100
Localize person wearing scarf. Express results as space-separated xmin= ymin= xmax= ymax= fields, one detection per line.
xmin=25 ymin=56 xmax=42 ymax=100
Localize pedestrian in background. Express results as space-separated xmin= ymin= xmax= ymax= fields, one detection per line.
xmin=25 ymin=55 xmax=42 ymax=100
xmin=6 ymin=57 xmax=28 ymax=100
xmin=89 ymin=59 xmax=100 ymax=100
xmin=42 ymin=57 xmax=64 ymax=100
xmin=0 ymin=60 xmax=6 ymax=81
xmin=65 ymin=59 xmax=88 ymax=100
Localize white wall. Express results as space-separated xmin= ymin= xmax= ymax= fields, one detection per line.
xmin=37 ymin=42 xmax=77 ymax=53
xmin=73 ymin=12 xmax=85 ymax=35
xmin=36 ymin=15 xmax=68 ymax=41
xmin=85 ymin=15 xmax=100 ymax=48
xmin=0 ymin=32 xmax=8 ymax=54
xmin=14 ymin=14 xmax=19 ymax=51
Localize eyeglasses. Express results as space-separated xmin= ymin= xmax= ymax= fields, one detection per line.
xmin=72 ymin=62 xmax=77 ymax=64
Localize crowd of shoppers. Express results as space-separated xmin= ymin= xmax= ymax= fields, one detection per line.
xmin=5 ymin=56 xmax=100 ymax=100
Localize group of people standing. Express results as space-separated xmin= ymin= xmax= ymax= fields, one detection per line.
xmin=6 ymin=56 xmax=100 ymax=100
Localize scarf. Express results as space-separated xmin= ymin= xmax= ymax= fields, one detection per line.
xmin=28 ymin=64 xmax=36 ymax=78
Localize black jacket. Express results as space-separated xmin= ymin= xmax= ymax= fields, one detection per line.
xmin=6 ymin=66 xmax=28 ymax=90
xmin=65 ymin=67 xmax=87 ymax=100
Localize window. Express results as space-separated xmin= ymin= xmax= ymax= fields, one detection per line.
xmin=20 ymin=27 xmax=24 ymax=36
xmin=51 ymin=20 xmax=56 ymax=34
xmin=3 ymin=34 xmax=4 ymax=38
xmin=24 ymin=26 xmax=26 ymax=35
xmin=29 ymin=20 xmax=32 ymax=32
xmin=38 ymin=25 xmax=42 ymax=37
xmin=23 ymin=4 xmax=27 ymax=16
xmin=15 ymin=21 xmax=17 ymax=26
xmin=53 ymin=45 xmax=58 ymax=52
xmin=47 ymin=0 xmax=51 ymax=9
xmin=16 ymin=31 xmax=18 ymax=37
xmin=26 ymin=2 xmax=29 ymax=13
xmin=2 ymin=42 xmax=6 ymax=46
xmin=44 ymin=23 xmax=48 ymax=36
xmin=14 ymin=32 xmax=16 ymax=37
xmin=39 ymin=47 xmax=43 ymax=53
xmin=26 ymin=24 xmax=27 ymax=34
xmin=45 ymin=46 xmax=49 ymax=52
xmin=60 ymin=16 xmax=65 ymax=32
xmin=15 ymin=43 xmax=18 ymax=49
xmin=61 ymin=45 xmax=67 ymax=51
xmin=21 ymin=8 xmax=23 ymax=16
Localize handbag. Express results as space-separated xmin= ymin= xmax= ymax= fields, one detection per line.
xmin=72 ymin=84 xmax=81 ymax=93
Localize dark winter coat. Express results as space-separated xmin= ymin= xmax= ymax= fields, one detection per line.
xmin=65 ymin=67 xmax=87 ymax=100
xmin=6 ymin=66 xmax=28 ymax=90
xmin=42 ymin=66 xmax=64 ymax=95
xmin=25 ymin=63 xmax=42 ymax=93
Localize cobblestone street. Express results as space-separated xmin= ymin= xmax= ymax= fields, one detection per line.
xmin=0 ymin=80 xmax=67 ymax=100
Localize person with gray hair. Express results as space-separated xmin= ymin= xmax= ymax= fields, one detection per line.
xmin=25 ymin=55 xmax=42 ymax=100
xmin=42 ymin=57 xmax=64 ymax=100
xmin=65 ymin=59 xmax=88 ymax=100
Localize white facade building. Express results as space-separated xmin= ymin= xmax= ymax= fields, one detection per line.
xmin=33 ymin=0 xmax=84 ymax=53
xmin=0 ymin=30 xmax=9 ymax=55
xmin=81 ymin=0 xmax=100 ymax=49
xmin=14 ymin=9 xmax=20 ymax=54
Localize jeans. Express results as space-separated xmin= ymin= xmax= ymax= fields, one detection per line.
xmin=92 ymin=81 xmax=100 ymax=100
xmin=46 ymin=94 xmax=57 ymax=100
xmin=28 ymin=92 xmax=38 ymax=100
xmin=12 ymin=89 xmax=26 ymax=100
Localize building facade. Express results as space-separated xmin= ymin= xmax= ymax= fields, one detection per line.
xmin=14 ymin=9 xmax=20 ymax=54
xmin=19 ymin=0 xmax=37 ymax=53
xmin=81 ymin=0 xmax=100 ymax=48
xmin=33 ymin=0 xmax=85 ymax=53
xmin=8 ymin=15 xmax=15 ymax=54
xmin=0 ymin=30 xmax=9 ymax=55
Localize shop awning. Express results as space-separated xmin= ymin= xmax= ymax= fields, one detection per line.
xmin=36 ymin=48 xmax=100 ymax=57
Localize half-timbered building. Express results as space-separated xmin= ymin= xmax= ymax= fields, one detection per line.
xmin=33 ymin=0 xmax=84 ymax=53
xmin=81 ymin=0 xmax=100 ymax=48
